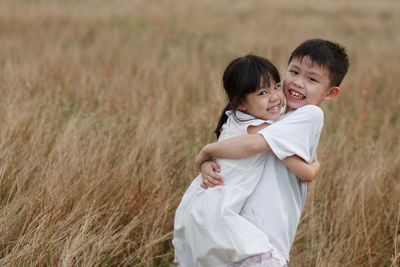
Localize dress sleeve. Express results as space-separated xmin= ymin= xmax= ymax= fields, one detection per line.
xmin=219 ymin=112 xmax=268 ymax=140
xmin=240 ymin=118 xmax=274 ymax=136
xmin=242 ymin=119 xmax=269 ymax=128
xmin=258 ymin=105 xmax=324 ymax=162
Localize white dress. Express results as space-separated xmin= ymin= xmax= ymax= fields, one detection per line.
xmin=173 ymin=111 xmax=287 ymax=267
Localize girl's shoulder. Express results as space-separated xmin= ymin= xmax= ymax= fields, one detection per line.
xmin=225 ymin=110 xmax=268 ymax=128
xmin=219 ymin=110 xmax=267 ymax=140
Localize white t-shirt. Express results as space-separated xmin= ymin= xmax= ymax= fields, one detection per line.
xmin=240 ymin=105 xmax=324 ymax=261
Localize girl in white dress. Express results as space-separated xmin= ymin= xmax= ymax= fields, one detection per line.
xmin=173 ymin=55 xmax=319 ymax=267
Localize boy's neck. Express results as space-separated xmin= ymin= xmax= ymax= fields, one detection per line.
xmin=285 ymin=104 xmax=322 ymax=114
xmin=285 ymin=105 xmax=295 ymax=113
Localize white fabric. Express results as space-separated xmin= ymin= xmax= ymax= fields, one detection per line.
xmin=173 ymin=111 xmax=287 ymax=267
xmin=240 ymin=105 xmax=324 ymax=261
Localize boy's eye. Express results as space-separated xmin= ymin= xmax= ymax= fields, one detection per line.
xmin=308 ymin=77 xmax=317 ymax=82
xmin=290 ymin=70 xmax=298 ymax=75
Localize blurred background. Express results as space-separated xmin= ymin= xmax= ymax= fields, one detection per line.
xmin=0 ymin=0 xmax=399 ymax=266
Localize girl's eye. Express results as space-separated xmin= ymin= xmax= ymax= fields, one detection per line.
xmin=275 ymin=84 xmax=281 ymax=90
xmin=259 ymin=90 xmax=268 ymax=95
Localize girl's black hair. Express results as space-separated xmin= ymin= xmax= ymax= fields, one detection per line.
xmin=215 ymin=54 xmax=280 ymax=138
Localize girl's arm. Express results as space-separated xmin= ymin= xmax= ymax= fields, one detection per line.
xmin=194 ymin=133 xmax=270 ymax=171
xmin=199 ymin=160 xmax=224 ymax=188
xmin=282 ymin=155 xmax=320 ymax=182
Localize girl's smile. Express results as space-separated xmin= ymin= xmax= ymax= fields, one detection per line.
xmin=238 ymin=79 xmax=285 ymax=121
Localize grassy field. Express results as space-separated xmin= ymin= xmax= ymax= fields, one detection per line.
xmin=0 ymin=0 xmax=399 ymax=266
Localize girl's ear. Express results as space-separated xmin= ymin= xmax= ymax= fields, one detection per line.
xmin=324 ymin=87 xmax=340 ymax=100
xmin=237 ymin=100 xmax=247 ymax=111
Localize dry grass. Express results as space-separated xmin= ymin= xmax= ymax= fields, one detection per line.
xmin=0 ymin=0 xmax=399 ymax=266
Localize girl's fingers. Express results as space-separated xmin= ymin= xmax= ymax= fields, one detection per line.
xmin=203 ymin=167 xmax=224 ymax=182
xmin=206 ymin=175 xmax=223 ymax=186
xmin=204 ymin=175 xmax=217 ymax=186
xmin=203 ymin=179 xmax=214 ymax=188
xmin=201 ymin=175 xmax=218 ymax=187
xmin=211 ymin=161 xmax=221 ymax=173
xmin=209 ymin=172 xmax=224 ymax=184
xmin=201 ymin=176 xmax=210 ymax=188
xmin=210 ymin=162 xmax=224 ymax=183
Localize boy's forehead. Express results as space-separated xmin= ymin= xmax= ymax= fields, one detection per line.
xmin=289 ymin=56 xmax=329 ymax=76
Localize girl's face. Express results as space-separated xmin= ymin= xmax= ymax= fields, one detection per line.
xmin=238 ymin=78 xmax=285 ymax=121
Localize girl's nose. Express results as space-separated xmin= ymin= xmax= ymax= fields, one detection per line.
xmin=270 ymin=90 xmax=280 ymax=102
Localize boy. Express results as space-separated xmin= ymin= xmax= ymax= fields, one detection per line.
xmin=195 ymin=39 xmax=349 ymax=263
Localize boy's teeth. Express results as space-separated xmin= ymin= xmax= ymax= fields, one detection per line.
xmin=290 ymin=90 xmax=305 ymax=99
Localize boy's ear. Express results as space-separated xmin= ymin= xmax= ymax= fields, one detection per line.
xmin=324 ymin=86 xmax=340 ymax=101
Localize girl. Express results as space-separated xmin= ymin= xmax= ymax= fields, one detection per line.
xmin=173 ymin=55 xmax=319 ymax=267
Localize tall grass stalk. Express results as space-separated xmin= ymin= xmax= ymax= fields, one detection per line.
xmin=0 ymin=0 xmax=399 ymax=266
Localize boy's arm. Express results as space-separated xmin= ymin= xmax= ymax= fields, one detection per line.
xmin=199 ymin=155 xmax=320 ymax=188
xmin=194 ymin=133 xmax=271 ymax=171
xmin=282 ymin=155 xmax=320 ymax=182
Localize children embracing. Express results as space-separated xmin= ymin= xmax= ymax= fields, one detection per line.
xmin=173 ymin=39 xmax=349 ymax=266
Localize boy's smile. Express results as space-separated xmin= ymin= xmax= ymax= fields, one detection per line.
xmin=284 ymin=56 xmax=337 ymax=110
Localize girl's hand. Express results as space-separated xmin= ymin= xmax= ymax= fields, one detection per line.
xmin=194 ymin=145 xmax=214 ymax=171
xmin=200 ymin=161 xmax=224 ymax=189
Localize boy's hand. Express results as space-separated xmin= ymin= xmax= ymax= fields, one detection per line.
xmin=200 ymin=161 xmax=224 ymax=189
xmin=311 ymin=155 xmax=320 ymax=175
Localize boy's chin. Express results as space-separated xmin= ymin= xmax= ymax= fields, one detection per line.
xmin=287 ymin=100 xmax=304 ymax=110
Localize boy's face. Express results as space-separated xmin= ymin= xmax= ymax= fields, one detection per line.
xmin=283 ymin=56 xmax=338 ymax=110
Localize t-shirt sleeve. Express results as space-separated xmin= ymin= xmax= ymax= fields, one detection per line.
xmin=258 ymin=105 xmax=324 ymax=162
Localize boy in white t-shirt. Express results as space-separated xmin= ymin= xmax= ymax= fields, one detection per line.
xmin=195 ymin=39 xmax=349 ymax=262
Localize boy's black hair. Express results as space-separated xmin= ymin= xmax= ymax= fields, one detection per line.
xmin=215 ymin=54 xmax=280 ymax=138
xmin=288 ymin=39 xmax=349 ymax=87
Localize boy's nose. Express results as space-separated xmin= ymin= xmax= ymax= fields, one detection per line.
xmin=292 ymin=77 xmax=304 ymax=88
